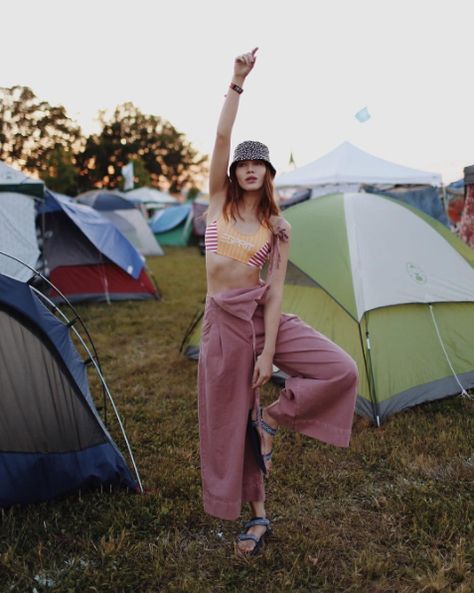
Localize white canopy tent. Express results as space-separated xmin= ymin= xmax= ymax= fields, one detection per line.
xmin=275 ymin=142 xmax=442 ymax=194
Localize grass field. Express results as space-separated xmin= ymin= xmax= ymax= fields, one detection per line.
xmin=1 ymin=246 xmax=473 ymax=593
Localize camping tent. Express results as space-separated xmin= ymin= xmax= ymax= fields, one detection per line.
xmin=149 ymin=203 xmax=194 ymax=246
xmin=446 ymin=179 xmax=465 ymax=226
xmin=280 ymin=188 xmax=312 ymax=210
xmin=0 ymin=162 xmax=44 ymax=281
xmin=76 ymin=190 xmax=163 ymax=256
xmin=124 ymin=186 xmax=178 ymax=209
xmin=191 ymin=196 xmax=210 ymax=254
xmin=182 ymin=193 xmax=474 ymax=424
xmin=0 ymin=272 xmax=137 ymax=506
xmin=0 ymin=161 xmax=44 ymax=198
xmin=364 ymin=185 xmax=449 ymax=226
xmin=39 ymin=191 xmax=159 ymax=303
xmin=275 ymin=141 xmax=442 ymax=192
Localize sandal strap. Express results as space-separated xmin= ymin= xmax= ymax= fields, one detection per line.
xmin=244 ymin=516 xmax=271 ymax=530
xmin=262 ymin=450 xmax=273 ymax=462
xmin=259 ymin=407 xmax=278 ymax=437
xmin=251 ymin=417 xmax=278 ymax=437
xmin=237 ymin=533 xmax=260 ymax=544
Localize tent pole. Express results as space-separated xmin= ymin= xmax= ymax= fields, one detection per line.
xmin=358 ymin=317 xmax=381 ymax=427
xmin=0 ymin=252 xmax=143 ymax=492
xmin=428 ymin=303 xmax=471 ymax=399
xmin=440 ymin=183 xmax=448 ymax=217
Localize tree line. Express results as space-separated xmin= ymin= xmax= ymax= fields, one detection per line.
xmin=0 ymin=86 xmax=208 ymax=196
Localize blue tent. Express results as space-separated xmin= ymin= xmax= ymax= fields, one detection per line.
xmin=149 ymin=203 xmax=192 ymax=233
xmin=38 ymin=191 xmax=158 ymax=303
xmin=0 ymin=273 xmax=137 ymax=506
xmin=76 ymin=190 xmax=136 ymax=211
xmin=41 ymin=190 xmax=144 ymax=279
xmin=149 ymin=203 xmax=193 ymax=246
xmin=447 ymin=179 xmax=464 ymax=190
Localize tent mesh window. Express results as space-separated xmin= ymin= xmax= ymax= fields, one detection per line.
xmin=0 ymin=307 xmax=106 ymax=453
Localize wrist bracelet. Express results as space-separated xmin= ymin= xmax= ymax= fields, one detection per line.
xmin=229 ymin=82 xmax=244 ymax=94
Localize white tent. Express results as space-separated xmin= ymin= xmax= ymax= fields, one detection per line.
xmin=0 ymin=162 xmax=44 ymax=198
xmin=75 ymin=190 xmax=164 ymax=257
xmin=0 ymin=162 xmax=43 ymax=281
xmin=275 ymin=142 xmax=442 ymax=192
xmin=124 ymin=187 xmax=178 ymax=207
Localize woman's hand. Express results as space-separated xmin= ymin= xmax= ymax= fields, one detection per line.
xmin=252 ymin=351 xmax=273 ymax=389
xmin=233 ymin=47 xmax=258 ymax=80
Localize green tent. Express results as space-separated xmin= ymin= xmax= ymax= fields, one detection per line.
xmin=150 ymin=203 xmax=193 ymax=246
xmin=182 ymin=192 xmax=474 ymax=424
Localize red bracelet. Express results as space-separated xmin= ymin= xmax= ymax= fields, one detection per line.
xmin=229 ymin=82 xmax=244 ymax=94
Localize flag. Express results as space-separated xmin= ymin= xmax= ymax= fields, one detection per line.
xmin=355 ymin=107 xmax=371 ymax=123
xmin=121 ymin=162 xmax=134 ymax=190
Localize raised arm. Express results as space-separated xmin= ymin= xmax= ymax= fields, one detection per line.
xmin=208 ymin=48 xmax=258 ymax=200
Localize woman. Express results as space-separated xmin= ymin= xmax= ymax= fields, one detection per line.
xmin=198 ymin=47 xmax=358 ymax=556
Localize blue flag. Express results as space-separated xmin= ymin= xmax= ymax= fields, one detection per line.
xmin=355 ymin=107 xmax=371 ymax=123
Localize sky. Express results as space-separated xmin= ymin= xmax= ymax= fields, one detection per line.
xmin=2 ymin=0 xmax=473 ymax=185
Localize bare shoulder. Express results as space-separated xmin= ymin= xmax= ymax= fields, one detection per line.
xmin=270 ymin=214 xmax=291 ymax=233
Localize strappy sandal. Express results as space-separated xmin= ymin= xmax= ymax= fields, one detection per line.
xmin=252 ymin=407 xmax=278 ymax=471
xmin=237 ymin=516 xmax=272 ymax=556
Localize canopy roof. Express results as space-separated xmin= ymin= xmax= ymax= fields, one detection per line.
xmin=275 ymin=142 xmax=442 ymax=189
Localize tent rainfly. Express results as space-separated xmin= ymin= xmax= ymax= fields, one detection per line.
xmin=39 ymin=190 xmax=159 ymax=303
xmin=149 ymin=203 xmax=194 ymax=246
xmin=75 ymin=190 xmax=163 ymax=256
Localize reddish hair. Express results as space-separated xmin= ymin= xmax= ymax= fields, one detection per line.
xmin=224 ymin=164 xmax=280 ymax=228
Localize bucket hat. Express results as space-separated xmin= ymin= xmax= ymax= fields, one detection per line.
xmin=229 ymin=140 xmax=276 ymax=177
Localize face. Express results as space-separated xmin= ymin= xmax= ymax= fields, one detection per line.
xmin=234 ymin=160 xmax=267 ymax=191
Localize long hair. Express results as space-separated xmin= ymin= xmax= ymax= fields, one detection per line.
xmin=223 ymin=165 xmax=280 ymax=228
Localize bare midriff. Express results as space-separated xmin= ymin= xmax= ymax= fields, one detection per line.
xmin=206 ymin=251 xmax=262 ymax=296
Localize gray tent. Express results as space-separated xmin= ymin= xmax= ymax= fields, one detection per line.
xmin=0 ymin=162 xmax=44 ymax=281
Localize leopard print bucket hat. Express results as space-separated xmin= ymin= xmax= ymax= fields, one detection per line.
xmin=229 ymin=140 xmax=276 ymax=178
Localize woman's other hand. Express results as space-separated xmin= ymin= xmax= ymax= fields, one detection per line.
xmin=234 ymin=47 xmax=258 ymax=80
xmin=252 ymin=351 xmax=273 ymax=389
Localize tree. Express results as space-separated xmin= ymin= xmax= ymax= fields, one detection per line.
xmin=0 ymin=85 xmax=83 ymax=178
xmin=76 ymin=102 xmax=207 ymax=193
xmin=42 ymin=145 xmax=79 ymax=195
xmin=125 ymin=156 xmax=151 ymax=191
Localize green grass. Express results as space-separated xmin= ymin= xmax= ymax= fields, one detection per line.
xmin=1 ymin=246 xmax=473 ymax=593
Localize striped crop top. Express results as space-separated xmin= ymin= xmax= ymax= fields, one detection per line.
xmin=205 ymin=216 xmax=272 ymax=269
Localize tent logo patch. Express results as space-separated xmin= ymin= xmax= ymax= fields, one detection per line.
xmin=406 ymin=262 xmax=427 ymax=284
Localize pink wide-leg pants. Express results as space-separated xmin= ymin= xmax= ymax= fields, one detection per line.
xmin=198 ymin=283 xmax=358 ymax=521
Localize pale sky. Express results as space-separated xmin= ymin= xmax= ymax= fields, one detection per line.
xmin=3 ymin=0 xmax=473 ymax=185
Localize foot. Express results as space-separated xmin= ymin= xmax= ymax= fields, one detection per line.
xmin=236 ymin=517 xmax=271 ymax=555
xmin=258 ymin=407 xmax=279 ymax=476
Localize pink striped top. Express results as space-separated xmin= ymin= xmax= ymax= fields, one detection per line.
xmin=205 ymin=217 xmax=272 ymax=269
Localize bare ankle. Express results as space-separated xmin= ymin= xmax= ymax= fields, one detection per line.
xmin=263 ymin=404 xmax=279 ymax=428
